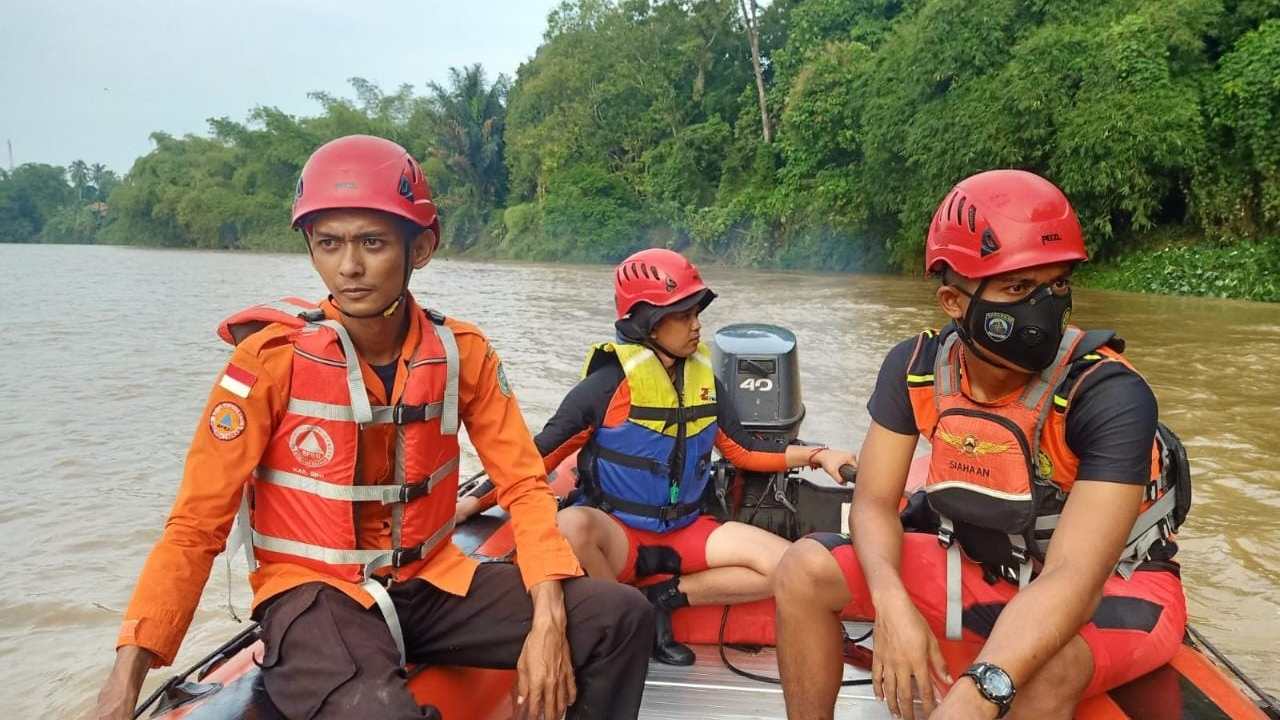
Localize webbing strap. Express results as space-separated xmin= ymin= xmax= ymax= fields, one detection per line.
xmin=287 ymin=399 xmax=396 ymax=424
xmin=226 ymin=491 xmax=256 ymax=569
xmin=362 ymin=577 xmax=406 ymax=665
xmin=1126 ymin=490 xmax=1177 ymax=547
xmin=258 ymin=469 xmax=400 ymax=503
xmin=629 ymin=404 xmax=719 ymax=424
xmin=434 ymin=322 xmax=460 ymax=435
xmin=251 ymin=517 xmax=456 ymax=569
xmin=1009 ymin=534 xmax=1033 ymax=589
xmin=319 ymin=320 xmax=373 ymax=425
xmin=939 ymin=517 xmax=963 ymax=641
xmin=946 ymin=540 xmax=963 ymax=641
xmin=935 ymin=333 xmax=962 ymax=400
xmin=595 ymin=445 xmax=667 ymax=475
xmin=1018 ymin=327 xmax=1083 ymax=410
xmin=258 ymin=459 xmax=458 ymax=505
xmin=250 ymin=531 xmax=398 ymax=565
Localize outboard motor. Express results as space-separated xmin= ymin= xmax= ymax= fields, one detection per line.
xmin=709 ymin=324 xmax=853 ymax=540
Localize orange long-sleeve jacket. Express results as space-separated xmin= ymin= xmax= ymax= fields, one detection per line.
xmin=117 ymin=297 xmax=582 ymax=667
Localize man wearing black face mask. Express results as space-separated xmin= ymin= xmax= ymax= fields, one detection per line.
xmin=774 ymin=170 xmax=1186 ymax=720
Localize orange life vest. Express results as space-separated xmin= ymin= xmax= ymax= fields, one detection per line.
xmin=218 ymin=297 xmax=461 ymax=662
xmin=906 ymin=325 xmax=1184 ymax=639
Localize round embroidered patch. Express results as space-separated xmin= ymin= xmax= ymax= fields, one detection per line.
xmin=209 ymin=402 xmax=246 ymax=441
xmin=289 ymin=424 xmax=335 ymax=467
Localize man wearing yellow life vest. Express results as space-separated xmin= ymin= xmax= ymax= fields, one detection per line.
xmin=533 ymin=248 xmax=857 ymax=665
xmin=773 ymin=171 xmax=1187 ymax=719
xmin=89 ymin=135 xmax=654 ymax=720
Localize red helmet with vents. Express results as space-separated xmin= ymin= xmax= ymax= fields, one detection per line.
xmin=925 ymin=169 xmax=1087 ymax=279
xmin=291 ymin=135 xmax=440 ymax=244
xmin=614 ymin=248 xmax=714 ymax=321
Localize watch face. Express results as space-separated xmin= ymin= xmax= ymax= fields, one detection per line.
xmin=982 ymin=668 xmax=1014 ymax=699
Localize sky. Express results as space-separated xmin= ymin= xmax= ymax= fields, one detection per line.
xmin=0 ymin=0 xmax=563 ymax=173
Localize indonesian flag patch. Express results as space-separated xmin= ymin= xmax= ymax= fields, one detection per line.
xmin=219 ymin=363 xmax=257 ymax=399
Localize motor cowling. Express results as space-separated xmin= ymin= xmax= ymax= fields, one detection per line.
xmin=711 ymin=324 xmax=804 ymax=450
xmin=708 ymin=323 xmax=850 ymax=540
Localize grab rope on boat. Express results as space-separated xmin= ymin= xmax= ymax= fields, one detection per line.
xmin=717 ymin=604 xmax=874 ymax=687
xmin=1186 ymin=624 xmax=1280 ymax=719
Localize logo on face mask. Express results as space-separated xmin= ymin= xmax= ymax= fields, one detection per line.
xmin=984 ymin=312 xmax=1015 ymax=343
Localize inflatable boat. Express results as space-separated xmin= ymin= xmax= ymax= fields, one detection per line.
xmin=135 ymin=324 xmax=1279 ymax=720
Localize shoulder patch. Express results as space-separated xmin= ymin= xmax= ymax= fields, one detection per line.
xmin=496 ymin=361 xmax=513 ymax=397
xmin=209 ymin=402 xmax=246 ymax=441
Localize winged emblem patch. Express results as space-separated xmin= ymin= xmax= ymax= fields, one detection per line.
xmin=938 ymin=429 xmax=1013 ymax=457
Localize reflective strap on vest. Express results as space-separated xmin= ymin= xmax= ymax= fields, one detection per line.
xmin=288 ymin=399 xmax=398 ymax=424
xmin=249 ymin=516 xmax=456 ymax=576
xmin=433 ymin=322 xmax=460 ymax=436
xmin=258 ymin=457 xmax=459 ymax=505
xmin=362 ymin=577 xmax=407 ymax=666
xmin=940 ymin=517 xmax=963 ymax=641
xmin=935 ymin=333 xmax=961 ymax=399
xmin=352 ymin=517 xmax=459 ymax=667
xmin=319 ymin=320 xmax=374 ymax=425
xmin=251 ymin=531 xmax=402 ymax=566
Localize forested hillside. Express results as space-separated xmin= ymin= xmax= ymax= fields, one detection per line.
xmin=4 ymin=0 xmax=1278 ymax=300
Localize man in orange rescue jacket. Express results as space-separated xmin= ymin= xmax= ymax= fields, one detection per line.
xmin=89 ymin=135 xmax=654 ymax=720
xmin=774 ymin=170 xmax=1187 ymax=720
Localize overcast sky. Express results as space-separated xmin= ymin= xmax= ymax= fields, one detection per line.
xmin=0 ymin=0 xmax=563 ymax=173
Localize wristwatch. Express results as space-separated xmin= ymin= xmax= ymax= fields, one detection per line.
xmin=961 ymin=662 xmax=1016 ymax=718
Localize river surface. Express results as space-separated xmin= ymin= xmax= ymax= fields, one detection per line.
xmin=1 ymin=243 xmax=1277 ymax=715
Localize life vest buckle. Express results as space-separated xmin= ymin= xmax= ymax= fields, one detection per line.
xmin=937 ymin=527 xmax=955 ymax=549
xmin=1010 ymin=544 xmax=1029 ymax=566
xmin=393 ymin=403 xmax=431 ymax=425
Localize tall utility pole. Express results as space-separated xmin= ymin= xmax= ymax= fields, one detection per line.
xmin=6 ymin=140 xmax=12 ymax=171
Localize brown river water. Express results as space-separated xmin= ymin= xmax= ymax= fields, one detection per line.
xmin=1 ymin=243 xmax=1277 ymax=715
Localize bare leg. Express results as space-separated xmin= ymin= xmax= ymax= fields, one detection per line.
xmin=775 ymin=538 xmax=854 ymax=720
xmin=557 ymin=506 xmax=629 ymax=579
xmin=678 ymin=520 xmax=792 ymax=604
xmin=1005 ymin=635 xmax=1093 ymax=720
xmin=679 ymin=566 xmax=774 ymax=605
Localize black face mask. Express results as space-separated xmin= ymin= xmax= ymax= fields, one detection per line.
xmin=954 ymin=281 xmax=1072 ymax=372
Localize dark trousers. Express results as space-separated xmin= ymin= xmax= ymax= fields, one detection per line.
xmin=257 ymin=563 xmax=655 ymax=720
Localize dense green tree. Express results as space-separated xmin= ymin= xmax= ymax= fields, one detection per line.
xmin=12 ymin=0 xmax=1279 ymax=301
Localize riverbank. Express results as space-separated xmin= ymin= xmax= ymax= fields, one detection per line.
xmin=23 ymin=228 xmax=1279 ymax=304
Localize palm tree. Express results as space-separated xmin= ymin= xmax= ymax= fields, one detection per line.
xmin=426 ymin=65 xmax=510 ymax=247
xmin=68 ymin=159 xmax=89 ymax=202
xmin=90 ymin=163 xmax=109 ymax=201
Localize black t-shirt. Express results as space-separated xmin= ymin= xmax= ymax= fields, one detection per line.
xmin=372 ymin=360 xmax=398 ymax=400
xmin=867 ymin=328 xmax=1158 ymax=485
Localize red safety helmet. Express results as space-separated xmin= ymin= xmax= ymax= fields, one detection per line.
xmin=925 ymin=169 xmax=1087 ymax=279
xmin=614 ymin=248 xmax=715 ymax=321
xmin=291 ymin=135 xmax=440 ymax=244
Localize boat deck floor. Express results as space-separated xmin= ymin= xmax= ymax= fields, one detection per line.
xmin=640 ymin=624 xmax=894 ymax=720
